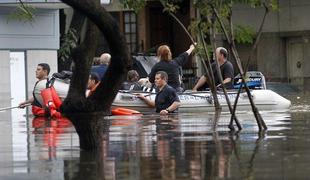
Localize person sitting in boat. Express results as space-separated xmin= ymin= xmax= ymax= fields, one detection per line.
xmin=137 ymin=71 xmax=181 ymax=115
xmin=91 ymin=53 xmax=111 ymax=79
xmin=18 ymin=63 xmax=51 ymax=116
xmin=87 ymin=72 xmax=101 ymax=97
xmin=120 ymin=70 xmax=142 ymax=91
xmin=192 ymin=47 xmax=234 ymax=91
xmin=148 ymin=43 xmax=196 ymax=92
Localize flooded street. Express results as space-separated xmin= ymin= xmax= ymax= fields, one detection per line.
xmin=0 ymin=92 xmax=310 ymax=179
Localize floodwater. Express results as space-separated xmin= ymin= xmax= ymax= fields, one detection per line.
xmin=0 ymin=92 xmax=310 ymax=179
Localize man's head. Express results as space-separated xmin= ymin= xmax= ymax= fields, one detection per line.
xmin=99 ymin=53 xmax=111 ymax=65
xmin=157 ymin=45 xmax=172 ymax=61
xmin=155 ymin=71 xmax=168 ymax=88
xmin=127 ymin=70 xmax=139 ymax=82
xmin=36 ymin=63 xmax=50 ymax=80
xmin=88 ymin=72 xmax=100 ymax=90
xmin=216 ymin=47 xmax=228 ymax=64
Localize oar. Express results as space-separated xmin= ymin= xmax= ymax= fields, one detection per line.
xmin=0 ymin=103 xmax=31 ymax=112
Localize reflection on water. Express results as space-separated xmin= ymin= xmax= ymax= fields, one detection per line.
xmin=0 ymin=94 xmax=310 ymax=179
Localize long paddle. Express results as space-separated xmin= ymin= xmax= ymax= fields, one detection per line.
xmin=0 ymin=103 xmax=31 ymax=112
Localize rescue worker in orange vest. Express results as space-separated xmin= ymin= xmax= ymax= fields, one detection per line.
xmin=19 ymin=63 xmax=62 ymax=118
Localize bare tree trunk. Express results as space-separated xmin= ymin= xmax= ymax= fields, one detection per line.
xmin=211 ymin=6 xmax=267 ymax=131
xmin=59 ymin=0 xmax=130 ymax=150
xmin=60 ymin=20 xmax=99 ymax=113
xmin=58 ymin=10 xmax=86 ymax=71
xmin=164 ymin=9 xmax=221 ymax=110
xmin=70 ymin=125 xmax=109 ymax=179
xmin=209 ymin=15 xmax=241 ymax=131
xmin=230 ymin=4 xmax=269 ymax=130
xmin=70 ymin=113 xmax=109 ymax=150
xmin=198 ymin=28 xmax=221 ymax=110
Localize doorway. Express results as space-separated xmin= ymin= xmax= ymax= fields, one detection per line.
xmin=10 ymin=51 xmax=26 ymax=107
xmin=10 ymin=51 xmax=28 ymax=170
xmin=287 ymin=38 xmax=304 ymax=87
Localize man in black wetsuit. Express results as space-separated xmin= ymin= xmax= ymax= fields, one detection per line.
xmin=138 ymin=71 xmax=180 ymax=115
xmin=193 ymin=47 xmax=234 ymax=91
xmin=148 ymin=44 xmax=196 ymax=92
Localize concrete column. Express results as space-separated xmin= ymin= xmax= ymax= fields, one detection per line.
xmin=0 ymin=50 xmax=11 ymax=107
xmin=0 ymin=50 xmax=13 ymax=173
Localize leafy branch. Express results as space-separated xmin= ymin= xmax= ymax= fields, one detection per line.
xmin=7 ymin=0 xmax=36 ymax=23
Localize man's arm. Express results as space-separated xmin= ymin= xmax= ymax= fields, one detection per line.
xmin=219 ymin=61 xmax=234 ymax=87
xmin=137 ymin=94 xmax=155 ymax=107
xmin=185 ymin=44 xmax=196 ymax=55
xmin=18 ymin=97 xmax=34 ymax=108
xmin=193 ymin=75 xmax=207 ymax=91
xmin=223 ymin=77 xmax=232 ymax=84
xmin=160 ymin=101 xmax=181 ymax=115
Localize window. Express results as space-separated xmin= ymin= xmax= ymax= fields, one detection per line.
xmin=123 ymin=11 xmax=137 ymax=55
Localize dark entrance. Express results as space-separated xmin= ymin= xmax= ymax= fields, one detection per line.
xmin=147 ymin=1 xmax=191 ymax=57
xmin=146 ymin=1 xmax=196 ymax=89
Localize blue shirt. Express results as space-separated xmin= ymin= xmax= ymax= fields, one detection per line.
xmin=155 ymin=84 xmax=180 ymax=113
xmin=91 ymin=64 xmax=108 ymax=79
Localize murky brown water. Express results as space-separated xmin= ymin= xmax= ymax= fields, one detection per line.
xmin=0 ymin=91 xmax=309 ymax=179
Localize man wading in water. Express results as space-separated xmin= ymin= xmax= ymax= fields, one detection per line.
xmin=19 ymin=63 xmax=51 ymax=116
xmin=137 ymin=71 xmax=180 ymax=115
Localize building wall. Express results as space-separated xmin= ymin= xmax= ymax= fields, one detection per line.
xmin=0 ymin=50 xmax=12 ymax=173
xmin=0 ymin=7 xmax=59 ymax=50
xmin=232 ymin=0 xmax=310 ymax=88
xmin=0 ymin=50 xmax=11 ymax=107
xmin=0 ymin=7 xmax=59 ymax=108
xmin=256 ymin=34 xmax=287 ymax=81
xmin=137 ymin=8 xmax=148 ymax=52
xmin=233 ymin=0 xmax=310 ymax=33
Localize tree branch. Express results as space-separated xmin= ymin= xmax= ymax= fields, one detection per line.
xmin=211 ymin=4 xmax=267 ymax=130
xmin=60 ymin=0 xmax=130 ymax=112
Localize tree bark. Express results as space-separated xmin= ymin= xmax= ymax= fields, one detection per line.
xmin=70 ymin=120 xmax=109 ymax=179
xmin=58 ymin=10 xmax=86 ymax=71
xmin=209 ymin=15 xmax=241 ymax=131
xmin=198 ymin=28 xmax=221 ymax=110
xmin=230 ymin=3 xmax=269 ymax=130
xmin=70 ymin=113 xmax=110 ymax=150
xmin=163 ymin=7 xmax=221 ymax=111
xmin=211 ymin=5 xmax=267 ymax=131
xmin=59 ymin=0 xmax=130 ymax=150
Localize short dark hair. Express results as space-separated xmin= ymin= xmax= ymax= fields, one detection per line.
xmin=90 ymin=72 xmax=100 ymax=84
xmin=127 ymin=70 xmax=139 ymax=81
xmin=38 ymin=63 xmax=50 ymax=75
xmin=156 ymin=71 xmax=168 ymax=81
xmin=219 ymin=48 xmax=228 ymax=58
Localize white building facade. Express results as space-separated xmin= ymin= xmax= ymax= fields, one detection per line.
xmin=0 ymin=1 xmax=65 ymax=108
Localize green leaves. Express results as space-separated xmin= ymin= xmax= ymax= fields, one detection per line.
xmin=7 ymin=2 xmax=36 ymax=23
xmin=160 ymin=0 xmax=185 ymax=13
xmin=119 ymin=0 xmax=146 ymax=13
xmin=234 ymin=25 xmax=255 ymax=44
xmin=162 ymin=2 xmax=180 ymax=14
xmin=58 ymin=28 xmax=79 ymax=63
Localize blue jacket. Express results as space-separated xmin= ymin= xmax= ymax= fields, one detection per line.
xmin=91 ymin=64 xmax=108 ymax=79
